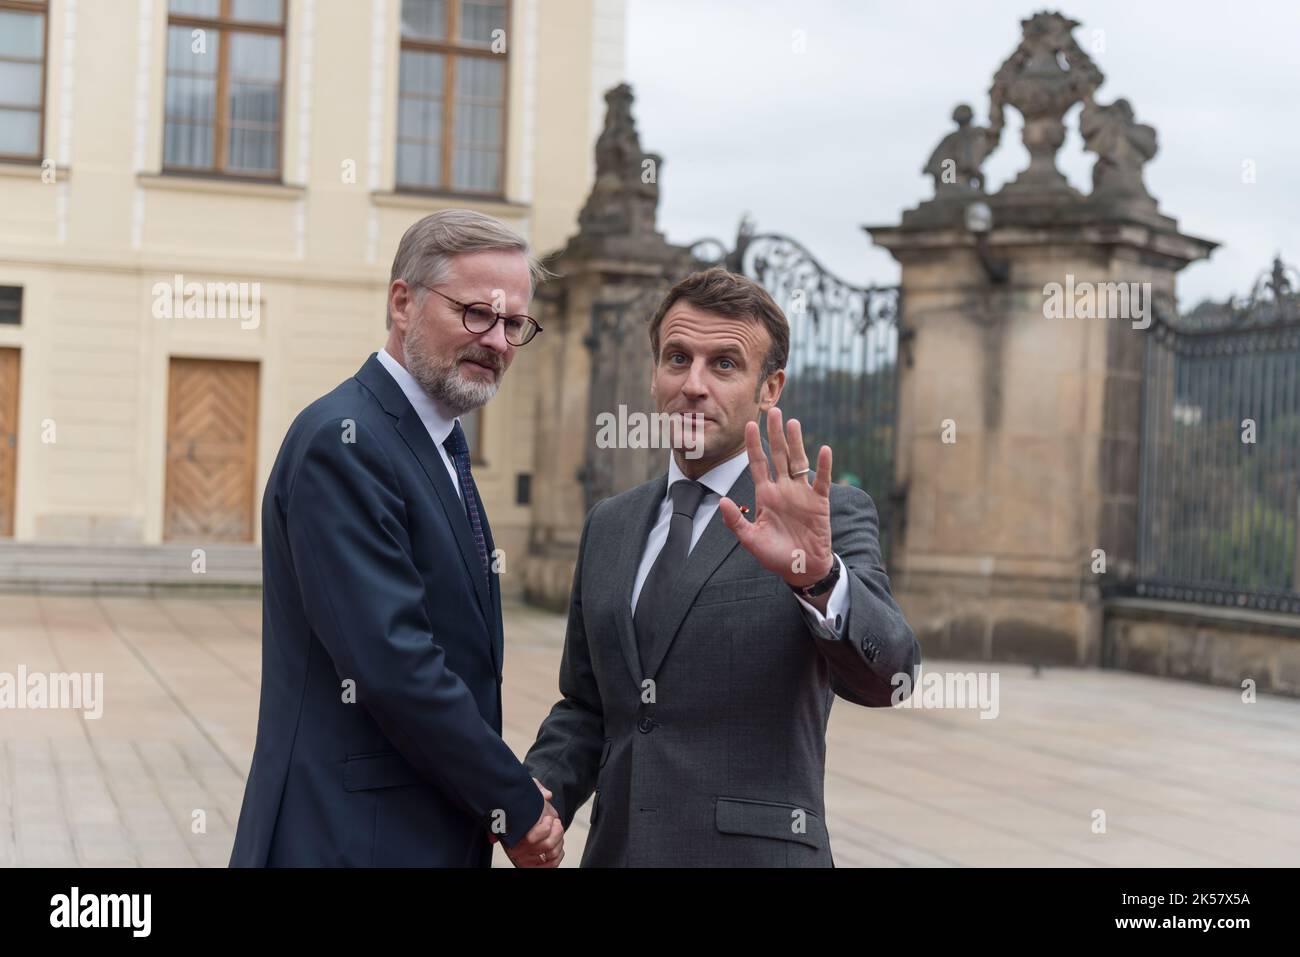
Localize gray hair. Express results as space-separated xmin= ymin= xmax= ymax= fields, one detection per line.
xmin=386 ymin=208 xmax=549 ymax=329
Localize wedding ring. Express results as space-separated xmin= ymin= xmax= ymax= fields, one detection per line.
xmin=789 ymin=467 xmax=811 ymax=478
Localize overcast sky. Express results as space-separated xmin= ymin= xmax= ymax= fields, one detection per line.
xmin=624 ymin=0 xmax=1300 ymax=307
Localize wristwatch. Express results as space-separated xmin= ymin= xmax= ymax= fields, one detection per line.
xmin=789 ymin=558 xmax=840 ymax=599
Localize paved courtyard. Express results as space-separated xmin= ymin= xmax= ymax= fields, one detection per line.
xmin=1 ymin=594 xmax=1297 ymax=867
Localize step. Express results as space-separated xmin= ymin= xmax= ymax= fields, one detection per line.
xmin=0 ymin=541 xmax=262 ymax=595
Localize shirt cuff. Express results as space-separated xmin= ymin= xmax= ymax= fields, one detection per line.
xmin=794 ymin=555 xmax=850 ymax=640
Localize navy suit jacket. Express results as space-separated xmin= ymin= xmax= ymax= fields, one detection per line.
xmin=229 ymin=354 xmax=543 ymax=867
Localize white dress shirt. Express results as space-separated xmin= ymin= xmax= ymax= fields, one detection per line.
xmin=376 ymin=347 xmax=462 ymax=500
xmin=630 ymin=449 xmax=851 ymax=639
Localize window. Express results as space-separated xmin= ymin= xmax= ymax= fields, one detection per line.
xmin=397 ymin=0 xmax=509 ymax=195
xmin=461 ymin=406 xmax=484 ymax=464
xmin=0 ymin=286 xmax=19 ymax=325
xmin=0 ymin=0 xmax=47 ymax=163
xmin=163 ymin=0 xmax=285 ymax=178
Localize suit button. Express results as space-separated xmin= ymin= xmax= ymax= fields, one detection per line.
xmin=637 ymin=716 xmax=655 ymax=734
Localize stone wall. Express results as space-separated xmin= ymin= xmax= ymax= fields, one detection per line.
xmin=1103 ymin=599 xmax=1300 ymax=696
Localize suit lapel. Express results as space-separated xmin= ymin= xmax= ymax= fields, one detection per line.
xmin=641 ymin=468 xmax=756 ymax=678
xmin=614 ymin=477 xmax=667 ymax=687
xmin=393 ymin=411 xmax=493 ymax=625
xmin=356 ymin=354 xmax=493 ymax=629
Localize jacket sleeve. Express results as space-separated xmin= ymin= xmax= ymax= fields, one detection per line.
xmin=814 ymin=485 xmax=921 ymax=707
xmin=284 ymin=417 xmax=543 ymax=847
xmin=523 ymin=503 xmax=606 ymax=829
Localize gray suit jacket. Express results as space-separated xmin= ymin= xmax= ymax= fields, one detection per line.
xmin=525 ymin=467 xmax=919 ymax=867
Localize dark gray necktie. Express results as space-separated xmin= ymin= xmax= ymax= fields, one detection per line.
xmin=634 ymin=479 xmax=709 ymax=675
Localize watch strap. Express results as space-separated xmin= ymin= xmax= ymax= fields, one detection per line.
xmin=790 ymin=557 xmax=840 ymax=598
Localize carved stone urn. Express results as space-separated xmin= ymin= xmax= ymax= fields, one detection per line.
xmin=990 ymin=11 xmax=1103 ymax=199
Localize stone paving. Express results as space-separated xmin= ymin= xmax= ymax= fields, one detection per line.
xmin=1 ymin=594 xmax=1297 ymax=867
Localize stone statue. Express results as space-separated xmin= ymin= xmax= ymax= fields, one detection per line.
xmin=923 ymin=104 xmax=999 ymax=197
xmin=577 ymin=84 xmax=661 ymax=238
xmin=1080 ymin=97 xmax=1158 ymax=205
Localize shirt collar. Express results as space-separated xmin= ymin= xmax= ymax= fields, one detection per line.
xmin=666 ymin=446 xmax=750 ymax=499
xmin=376 ymin=347 xmax=459 ymax=448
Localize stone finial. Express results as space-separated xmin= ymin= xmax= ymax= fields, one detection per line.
xmin=1080 ymin=97 xmax=1158 ymax=207
xmin=923 ymin=104 xmax=1000 ymax=198
xmin=989 ymin=10 xmax=1104 ymax=199
xmin=576 ymin=83 xmax=662 ymax=240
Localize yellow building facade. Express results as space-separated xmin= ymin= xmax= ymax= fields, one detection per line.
xmin=0 ymin=0 xmax=626 ymax=580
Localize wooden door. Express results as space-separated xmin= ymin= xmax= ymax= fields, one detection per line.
xmin=164 ymin=358 xmax=259 ymax=542
xmin=0 ymin=348 xmax=18 ymax=538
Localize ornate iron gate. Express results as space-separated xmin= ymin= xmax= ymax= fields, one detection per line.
xmin=579 ymin=218 xmax=902 ymax=557
xmin=695 ymin=218 xmax=903 ymax=556
xmin=1134 ymin=257 xmax=1300 ymax=613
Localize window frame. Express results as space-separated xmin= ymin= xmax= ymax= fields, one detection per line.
xmin=0 ymin=0 xmax=50 ymax=165
xmin=396 ymin=0 xmax=512 ymax=199
xmin=464 ymin=405 xmax=486 ymax=465
xmin=163 ymin=0 xmax=288 ymax=181
xmin=0 ymin=286 xmax=21 ymax=326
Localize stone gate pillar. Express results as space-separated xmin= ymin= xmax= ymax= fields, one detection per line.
xmin=523 ymin=84 xmax=694 ymax=610
xmin=867 ymin=12 xmax=1216 ymax=665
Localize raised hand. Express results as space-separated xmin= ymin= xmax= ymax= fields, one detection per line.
xmin=718 ymin=408 xmax=834 ymax=589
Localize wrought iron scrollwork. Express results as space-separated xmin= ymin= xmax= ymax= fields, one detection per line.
xmin=686 ymin=237 xmax=730 ymax=268
xmin=689 ymin=217 xmax=900 ymax=336
xmin=1148 ymin=257 xmax=1300 ymax=358
xmin=1154 ymin=256 xmax=1300 ymax=334
xmin=685 ymin=217 xmax=904 ymax=559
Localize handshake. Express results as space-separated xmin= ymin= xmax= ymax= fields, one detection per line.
xmin=492 ymin=778 xmax=564 ymax=868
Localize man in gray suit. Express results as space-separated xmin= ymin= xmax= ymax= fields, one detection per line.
xmin=523 ymin=266 xmax=920 ymax=867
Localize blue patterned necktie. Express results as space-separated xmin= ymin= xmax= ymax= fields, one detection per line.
xmin=443 ymin=420 xmax=490 ymax=587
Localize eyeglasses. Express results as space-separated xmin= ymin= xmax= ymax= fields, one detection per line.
xmin=419 ymin=285 xmax=543 ymax=347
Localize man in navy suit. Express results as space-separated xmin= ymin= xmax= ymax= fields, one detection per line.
xmin=230 ymin=210 xmax=563 ymax=867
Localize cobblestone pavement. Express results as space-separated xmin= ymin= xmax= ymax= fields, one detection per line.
xmin=2 ymin=595 xmax=1297 ymax=867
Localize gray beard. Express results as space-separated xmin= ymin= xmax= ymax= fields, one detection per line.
xmin=403 ymin=319 xmax=501 ymax=416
